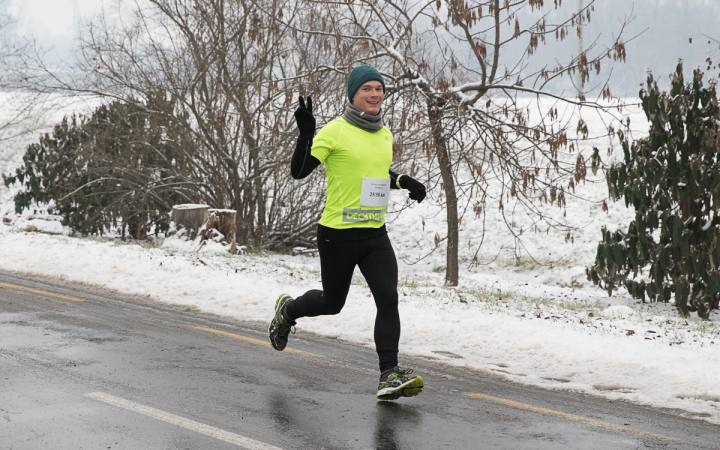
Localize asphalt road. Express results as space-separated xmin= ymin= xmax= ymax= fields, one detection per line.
xmin=1 ymin=269 xmax=719 ymax=449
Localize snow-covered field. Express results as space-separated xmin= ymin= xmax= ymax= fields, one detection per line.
xmin=3 ymin=97 xmax=720 ymax=426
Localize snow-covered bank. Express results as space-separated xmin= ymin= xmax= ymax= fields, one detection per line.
xmin=1 ymin=224 xmax=720 ymax=425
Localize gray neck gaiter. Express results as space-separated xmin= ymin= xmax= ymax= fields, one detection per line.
xmin=342 ymin=104 xmax=384 ymax=132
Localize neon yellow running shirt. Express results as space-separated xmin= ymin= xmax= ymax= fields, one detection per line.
xmin=311 ymin=117 xmax=393 ymax=229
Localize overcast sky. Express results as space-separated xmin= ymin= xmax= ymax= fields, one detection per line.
xmin=7 ymin=0 xmax=97 ymax=39
xmin=3 ymin=0 xmax=720 ymax=97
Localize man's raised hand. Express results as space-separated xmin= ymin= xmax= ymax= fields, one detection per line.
xmin=294 ymin=96 xmax=316 ymax=138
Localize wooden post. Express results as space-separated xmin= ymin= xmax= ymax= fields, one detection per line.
xmin=171 ymin=204 xmax=209 ymax=240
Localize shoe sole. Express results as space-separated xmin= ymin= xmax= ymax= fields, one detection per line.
xmin=377 ymin=376 xmax=424 ymax=401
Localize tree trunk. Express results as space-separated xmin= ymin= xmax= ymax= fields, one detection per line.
xmin=428 ymin=99 xmax=459 ymax=286
xmin=238 ymin=97 xmax=265 ymax=248
xmin=126 ymin=211 xmax=149 ymax=240
xmin=251 ymin=144 xmax=266 ymax=247
xmin=171 ymin=204 xmax=210 ymax=240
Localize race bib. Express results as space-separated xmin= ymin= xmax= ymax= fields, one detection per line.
xmin=360 ymin=177 xmax=390 ymax=207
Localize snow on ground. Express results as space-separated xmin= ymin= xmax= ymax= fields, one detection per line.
xmin=2 ymin=97 xmax=720 ymax=426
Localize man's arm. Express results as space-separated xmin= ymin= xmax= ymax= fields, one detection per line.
xmin=291 ymin=136 xmax=321 ymax=179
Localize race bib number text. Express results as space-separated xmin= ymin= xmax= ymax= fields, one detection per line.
xmin=360 ymin=177 xmax=390 ymax=207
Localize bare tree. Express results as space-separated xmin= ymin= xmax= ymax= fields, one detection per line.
xmin=21 ymin=0 xmax=348 ymax=248
xmin=289 ymin=0 xmax=636 ymax=284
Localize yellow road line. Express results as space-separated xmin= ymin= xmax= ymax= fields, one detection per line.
xmin=193 ymin=326 xmax=323 ymax=359
xmin=463 ymin=392 xmax=676 ymax=441
xmin=0 ymin=282 xmax=84 ymax=302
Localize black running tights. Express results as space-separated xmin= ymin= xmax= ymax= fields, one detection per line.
xmin=284 ymin=232 xmax=400 ymax=372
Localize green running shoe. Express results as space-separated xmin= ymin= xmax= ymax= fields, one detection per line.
xmin=268 ymin=294 xmax=295 ymax=351
xmin=376 ymin=366 xmax=424 ymax=400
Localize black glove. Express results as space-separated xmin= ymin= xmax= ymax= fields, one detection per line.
xmin=399 ymin=175 xmax=426 ymax=203
xmin=294 ymin=96 xmax=316 ymax=138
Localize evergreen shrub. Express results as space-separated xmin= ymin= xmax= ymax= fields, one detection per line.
xmin=587 ymin=64 xmax=720 ymax=318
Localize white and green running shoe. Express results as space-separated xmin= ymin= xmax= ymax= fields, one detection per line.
xmin=268 ymin=294 xmax=295 ymax=351
xmin=376 ymin=366 xmax=424 ymax=400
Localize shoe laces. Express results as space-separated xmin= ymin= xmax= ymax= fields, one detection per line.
xmin=397 ymin=367 xmax=413 ymax=376
xmin=283 ymin=323 xmax=296 ymax=335
xmin=275 ymin=309 xmax=296 ymax=335
xmin=382 ymin=366 xmax=414 ymax=383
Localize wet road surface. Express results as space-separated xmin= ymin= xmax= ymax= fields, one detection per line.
xmin=1 ymin=269 xmax=719 ymax=449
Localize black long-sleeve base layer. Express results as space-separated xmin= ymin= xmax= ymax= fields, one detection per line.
xmin=284 ymin=225 xmax=400 ymax=373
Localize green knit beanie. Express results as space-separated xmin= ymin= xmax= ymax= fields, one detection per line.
xmin=347 ymin=65 xmax=386 ymax=102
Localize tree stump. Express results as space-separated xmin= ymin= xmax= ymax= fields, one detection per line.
xmin=171 ymin=204 xmax=209 ymax=240
xmin=200 ymin=209 xmax=237 ymax=254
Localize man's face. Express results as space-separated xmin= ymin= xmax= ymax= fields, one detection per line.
xmin=351 ymin=80 xmax=384 ymax=115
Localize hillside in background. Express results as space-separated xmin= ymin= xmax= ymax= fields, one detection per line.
xmin=589 ymin=0 xmax=720 ymax=96
xmin=478 ymin=0 xmax=720 ymax=98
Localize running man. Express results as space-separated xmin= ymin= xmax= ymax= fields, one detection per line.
xmin=268 ymin=65 xmax=427 ymax=400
